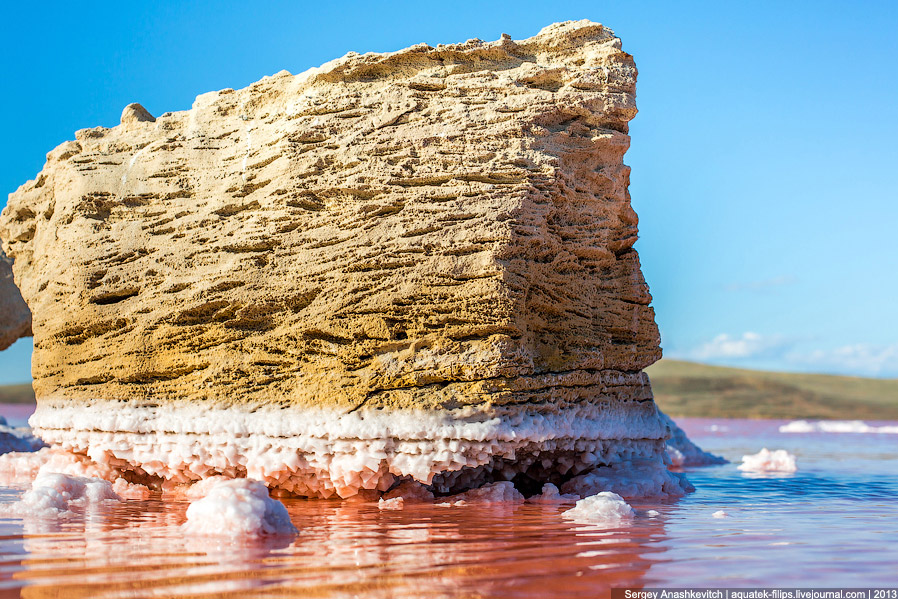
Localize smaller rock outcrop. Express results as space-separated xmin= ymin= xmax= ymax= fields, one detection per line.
xmin=0 ymin=249 xmax=31 ymax=350
xmin=120 ymin=103 xmax=156 ymax=125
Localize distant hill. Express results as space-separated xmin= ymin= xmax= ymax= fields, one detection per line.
xmin=646 ymin=359 xmax=898 ymax=420
xmin=0 ymin=383 xmax=34 ymax=404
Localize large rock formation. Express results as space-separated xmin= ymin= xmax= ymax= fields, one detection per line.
xmin=0 ymin=21 xmax=687 ymax=498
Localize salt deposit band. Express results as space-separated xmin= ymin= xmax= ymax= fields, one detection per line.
xmin=31 ymin=400 xmax=669 ymax=498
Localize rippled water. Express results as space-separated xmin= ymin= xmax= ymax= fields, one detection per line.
xmin=0 ymin=406 xmax=896 ymax=597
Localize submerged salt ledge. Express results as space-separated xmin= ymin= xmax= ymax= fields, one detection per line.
xmin=738 ymin=448 xmax=798 ymax=473
xmin=561 ymin=458 xmax=693 ymax=498
xmin=30 ymin=401 xmax=689 ymax=499
xmin=436 ymin=481 xmax=524 ymax=506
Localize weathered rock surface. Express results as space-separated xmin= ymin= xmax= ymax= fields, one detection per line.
xmin=0 ymin=21 xmax=681 ymax=498
xmin=0 ymin=249 xmax=31 ymax=351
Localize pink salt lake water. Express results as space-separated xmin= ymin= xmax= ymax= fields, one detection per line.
xmin=0 ymin=404 xmax=896 ymax=597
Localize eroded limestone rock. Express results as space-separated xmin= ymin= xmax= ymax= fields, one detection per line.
xmin=0 ymin=21 xmax=684 ymax=498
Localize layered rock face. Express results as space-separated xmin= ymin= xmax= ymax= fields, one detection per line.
xmin=0 ymin=21 xmax=683 ymax=498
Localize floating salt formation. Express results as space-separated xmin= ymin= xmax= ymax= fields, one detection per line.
xmin=562 ymin=491 xmax=634 ymax=524
xmin=377 ymin=497 xmax=405 ymax=510
xmin=712 ymin=510 xmax=728 ymax=518
xmin=0 ymin=472 xmax=120 ymax=517
xmin=0 ymin=20 xmax=716 ymax=499
xmin=738 ymin=448 xmax=797 ymax=473
xmin=780 ymin=420 xmax=898 ymax=434
xmin=183 ymin=478 xmax=297 ymax=536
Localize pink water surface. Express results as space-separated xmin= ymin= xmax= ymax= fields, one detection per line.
xmin=0 ymin=412 xmax=896 ymax=597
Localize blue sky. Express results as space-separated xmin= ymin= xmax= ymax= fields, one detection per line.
xmin=1 ymin=1 xmax=896 ymax=383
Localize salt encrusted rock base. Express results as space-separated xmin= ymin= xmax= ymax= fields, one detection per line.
xmin=31 ymin=400 xmax=684 ymax=499
xmin=659 ymin=412 xmax=727 ymax=467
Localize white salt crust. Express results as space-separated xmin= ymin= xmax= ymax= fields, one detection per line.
xmin=182 ymin=477 xmax=297 ymax=536
xmin=0 ymin=448 xmax=53 ymax=485
xmin=562 ymin=491 xmax=634 ymax=524
xmin=738 ymin=448 xmax=798 ymax=473
xmin=31 ymin=400 xmax=675 ymax=499
xmin=377 ymin=497 xmax=405 ymax=510
xmin=0 ymin=447 xmax=152 ymax=498
xmin=0 ymin=472 xmax=120 ymax=517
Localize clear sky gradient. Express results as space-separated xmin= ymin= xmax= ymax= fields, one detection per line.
xmin=1 ymin=1 xmax=896 ymax=383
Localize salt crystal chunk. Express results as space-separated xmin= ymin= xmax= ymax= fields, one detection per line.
xmin=562 ymin=491 xmax=634 ymax=524
xmin=183 ymin=478 xmax=297 ymax=536
xmin=738 ymin=448 xmax=797 ymax=473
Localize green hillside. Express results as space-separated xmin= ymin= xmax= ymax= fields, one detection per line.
xmin=646 ymin=359 xmax=898 ymax=420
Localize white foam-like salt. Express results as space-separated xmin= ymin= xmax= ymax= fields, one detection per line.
xmin=712 ymin=510 xmax=729 ymax=518
xmin=0 ymin=472 xmax=120 ymax=517
xmin=779 ymin=420 xmax=898 ymax=434
xmin=377 ymin=497 xmax=405 ymax=510
xmin=738 ymin=448 xmax=797 ymax=473
xmin=0 ymin=448 xmax=53 ymax=486
xmin=562 ymin=491 xmax=634 ymax=524
xmin=0 ymin=447 xmax=152 ymax=499
xmin=182 ymin=477 xmax=297 ymax=536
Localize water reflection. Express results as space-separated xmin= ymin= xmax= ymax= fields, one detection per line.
xmin=4 ymin=417 xmax=897 ymax=595
xmin=3 ymin=497 xmax=670 ymax=598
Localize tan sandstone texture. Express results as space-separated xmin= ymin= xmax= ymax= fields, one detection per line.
xmin=0 ymin=21 xmax=689 ymax=498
